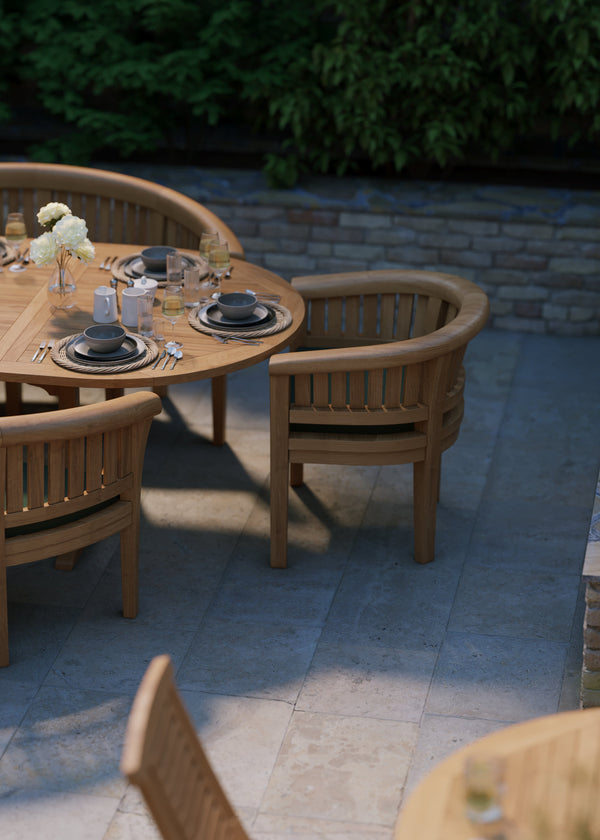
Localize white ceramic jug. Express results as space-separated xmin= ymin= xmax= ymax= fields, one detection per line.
xmin=121 ymin=287 xmax=146 ymax=328
xmin=93 ymin=285 xmax=118 ymax=323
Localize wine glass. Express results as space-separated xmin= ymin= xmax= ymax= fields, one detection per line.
xmin=5 ymin=212 xmax=27 ymax=271
xmin=208 ymin=239 xmax=230 ymax=292
xmin=161 ymin=284 xmax=185 ymax=349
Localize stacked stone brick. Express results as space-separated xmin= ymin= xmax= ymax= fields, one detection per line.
xmin=582 ymin=581 xmax=600 ymax=707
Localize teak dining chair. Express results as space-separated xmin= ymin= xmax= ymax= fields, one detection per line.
xmin=0 ymin=161 xmax=246 ymax=444
xmin=269 ymin=269 xmax=490 ymax=568
xmin=121 ymin=654 xmax=249 ymax=840
xmin=0 ymin=390 xmax=162 ymax=667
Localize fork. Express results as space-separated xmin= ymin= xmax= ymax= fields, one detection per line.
xmin=106 ymin=255 xmax=119 ymax=272
xmin=31 ymin=340 xmax=46 ymax=362
xmin=38 ymin=339 xmax=54 ymax=362
xmin=99 ymin=256 xmax=112 ymax=270
xmin=211 ymin=334 xmax=263 ymax=346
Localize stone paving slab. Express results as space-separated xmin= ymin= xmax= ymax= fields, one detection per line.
xmin=0 ymin=326 xmax=599 ymax=838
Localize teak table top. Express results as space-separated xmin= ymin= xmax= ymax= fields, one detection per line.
xmin=0 ymin=242 xmax=305 ymax=391
xmin=395 ymin=707 xmax=600 ymax=840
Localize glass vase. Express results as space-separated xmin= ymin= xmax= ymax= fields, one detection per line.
xmin=47 ymin=265 xmax=77 ymax=309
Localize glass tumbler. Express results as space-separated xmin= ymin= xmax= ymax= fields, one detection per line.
xmin=183 ymin=266 xmax=201 ymax=308
xmin=137 ymin=294 xmax=155 ymax=336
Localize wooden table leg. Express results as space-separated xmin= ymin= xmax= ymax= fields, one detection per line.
xmin=4 ymin=382 xmax=23 ymax=415
xmin=212 ymin=375 xmax=226 ymax=446
xmin=106 ymin=388 xmax=124 ymax=400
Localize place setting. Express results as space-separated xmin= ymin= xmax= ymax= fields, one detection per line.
xmin=188 ymin=290 xmax=293 ymax=343
xmin=50 ymin=324 xmax=160 ymax=374
xmin=112 ymin=245 xmax=205 ymax=286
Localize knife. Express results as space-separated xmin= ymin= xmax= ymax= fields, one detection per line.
xmin=152 ymin=349 xmax=166 ymax=369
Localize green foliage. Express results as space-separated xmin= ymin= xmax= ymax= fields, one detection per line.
xmin=2 ymin=0 xmax=600 ymax=184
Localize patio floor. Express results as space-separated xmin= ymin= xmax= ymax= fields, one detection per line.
xmin=1 ymin=326 xmax=599 ymax=839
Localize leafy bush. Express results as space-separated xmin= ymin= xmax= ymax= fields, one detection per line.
xmin=2 ymin=0 xmax=600 ymax=185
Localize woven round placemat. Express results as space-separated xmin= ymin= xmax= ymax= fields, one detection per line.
xmin=51 ymin=333 xmax=159 ymax=373
xmin=0 ymin=237 xmax=18 ymax=266
xmin=112 ymin=253 xmax=206 ymax=287
xmin=188 ymin=302 xmax=292 ymax=339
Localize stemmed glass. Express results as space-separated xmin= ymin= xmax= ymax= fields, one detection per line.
xmin=5 ymin=212 xmax=27 ymax=271
xmin=199 ymin=232 xmax=219 ymax=266
xmin=161 ymin=284 xmax=185 ymax=349
xmin=208 ymin=239 xmax=230 ymax=293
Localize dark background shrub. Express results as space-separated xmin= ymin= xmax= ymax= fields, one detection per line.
xmin=2 ymin=0 xmax=599 ymax=186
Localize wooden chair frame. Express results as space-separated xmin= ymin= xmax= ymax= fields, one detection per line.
xmin=121 ymin=654 xmax=249 ymax=840
xmin=0 ymin=390 xmax=162 ymax=666
xmin=0 ymin=162 xmax=245 ymax=444
xmin=269 ymin=269 xmax=490 ymax=568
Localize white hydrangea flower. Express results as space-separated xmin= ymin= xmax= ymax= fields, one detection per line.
xmin=53 ymin=214 xmax=88 ymax=250
xmin=30 ymin=231 xmax=60 ymax=265
xmin=37 ymin=202 xmax=72 ymax=228
xmin=72 ymin=237 xmax=95 ymax=264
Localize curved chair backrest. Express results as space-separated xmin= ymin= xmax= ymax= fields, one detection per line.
xmin=121 ymin=654 xmax=249 ymax=840
xmin=269 ymin=269 xmax=490 ymax=568
xmin=0 ymin=162 xmax=245 ymax=258
xmin=0 ymin=391 xmax=162 ymax=666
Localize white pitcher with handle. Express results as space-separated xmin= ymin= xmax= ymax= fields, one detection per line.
xmin=121 ymin=287 xmax=146 ymax=328
xmin=93 ymin=285 xmax=118 ymax=323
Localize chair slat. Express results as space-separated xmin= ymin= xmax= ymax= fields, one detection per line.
xmin=26 ymin=442 xmax=45 ymax=510
xmin=380 ymin=293 xmax=396 ymax=340
xmin=112 ymin=201 xmax=126 ymax=243
xmin=395 ymin=293 xmax=414 ymax=339
xmin=313 ymin=373 xmax=329 ymax=408
xmin=5 ymin=446 xmax=23 ymax=513
xmin=293 ymin=374 xmax=311 ymax=406
xmin=385 ymin=366 xmax=403 ymax=408
xmin=345 ymin=296 xmax=360 ymax=338
xmin=309 ymin=299 xmax=326 ymax=338
xmin=331 ymin=371 xmax=347 ymax=408
xmin=403 ymin=364 xmax=422 ymax=406
xmin=327 ymin=298 xmax=343 ymax=337
xmin=412 ymin=294 xmax=430 ymax=337
xmin=103 ymin=429 xmax=120 ymax=485
xmin=85 ymin=433 xmax=103 ymax=492
xmin=367 ymin=369 xmax=385 ymax=409
xmin=348 ymin=371 xmax=365 ymax=409
xmin=362 ymin=294 xmax=379 ymax=337
xmin=67 ymin=438 xmax=86 ymax=498
xmin=47 ymin=440 xmax=66 ymax=505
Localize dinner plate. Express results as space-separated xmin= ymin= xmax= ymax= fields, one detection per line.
xmin=199 ymin=302 xmax=273 ymax=330
xmin=125 ymin=255 xmax=199 ymax=281
xmin=67 ymin=334 xmax=146 ymax=364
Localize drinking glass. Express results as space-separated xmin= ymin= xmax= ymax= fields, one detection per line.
xmin=137 ymin=294 xmax=155 ymax=336
xmin=208 ymin=239 xmax=230 ymax=292
xmin=161 ymin=284 xmax=185 ymax=349
xmin=5 ymin=212 xmax=26 ymax=248
xmin=183 ymin=266 xmax=201 ymax=309
xmin=464 ymin=755 xmax=505 ymax=825
xmin=199 ymin=232 xmax=219 ymax=267
xmin=166 ymin=252 xmax=184 ymax=285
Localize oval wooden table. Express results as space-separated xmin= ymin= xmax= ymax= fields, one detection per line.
xmin=395 ymin=708 xmax=600 ymax=840
xmin=0 ymin=243 xmax=305 ymax=445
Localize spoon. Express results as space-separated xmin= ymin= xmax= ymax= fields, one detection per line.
xmin=170 ymin=349 xmax=183 ymax=369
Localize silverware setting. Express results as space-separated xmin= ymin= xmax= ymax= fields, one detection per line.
xmin=161 ymin=347 xmax=174 ymax=370
xmin=100 ymin=255 xmax=118 ymax=271
xmin=211 ymin=334 xmax=263 ymax=346
xmin=38 ymin=339 xmax=54 ymax=362
xmin=152 ymin=349 xmax=166 ymax=369
xmin=31 ymin=340 xmax=46 ymax=362
xmin=9 ymin=247 xmax=30 ymax=272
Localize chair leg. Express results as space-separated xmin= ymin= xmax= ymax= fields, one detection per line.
xmin=290 ymin=462 xmax=304 ymax=487
xmin=0 ymin=563 xmax=8 ymax=667
xmin=412 ymin=458 xmax=439 ymax=565
xmin=120 ymin=524 xmax=140 ymax=618
xmin=212 ymin=375 xmax=226 ymax=446
xmin=270 ymin=376 xmax=290 ymax=568
xmin=54 ymin=549 xmax=82 ymax=571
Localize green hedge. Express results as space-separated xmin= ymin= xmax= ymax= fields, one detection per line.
xmin=3 ymin=0 xmax=600 ymax=186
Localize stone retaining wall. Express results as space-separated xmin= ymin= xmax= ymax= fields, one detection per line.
xmin=97 ymin=165 xmax=600 ymax=336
